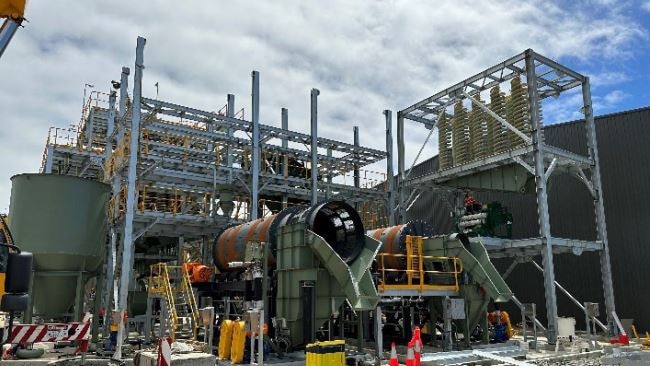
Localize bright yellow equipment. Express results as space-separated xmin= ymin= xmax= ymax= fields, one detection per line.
xmin=0 ymin=0 xmax=26 ymax=19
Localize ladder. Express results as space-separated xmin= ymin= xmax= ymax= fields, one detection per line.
xmin=149 ymin=263 xmax=200 ymax=340
xmin=406 ymin=235 xmax=423 ymax=283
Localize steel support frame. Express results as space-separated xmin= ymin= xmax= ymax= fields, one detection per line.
xmin=395 ymin=49 xmax=616 ymax=342
xmin=114 ymin=37 xmax=145 ymax=360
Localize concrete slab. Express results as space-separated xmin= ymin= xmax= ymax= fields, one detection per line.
xmin=139 ymin=351 xmax=215 ymax=366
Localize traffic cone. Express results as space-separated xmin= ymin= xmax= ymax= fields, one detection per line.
xmin=413 ymin=326 xmax=422 ymax=366
xmin=405 ymin=341 xmax=415 ymax=366
xmin=413 ymin=339 xmax=421 ymax=366
xmin=389 ymin=342 xmax=399 ymax=366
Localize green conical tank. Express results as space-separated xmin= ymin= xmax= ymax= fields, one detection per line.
xmin=8 ymin=174 xmax=109 ymax=317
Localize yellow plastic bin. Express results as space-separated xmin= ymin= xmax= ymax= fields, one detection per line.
xmin=217 ymin=320 xmax=234 ymax=360
xmin=306 ymin=340 xmax=345 ymax=366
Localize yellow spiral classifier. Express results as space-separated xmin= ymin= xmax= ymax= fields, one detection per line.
xmin=469 ymin=97 xmax=488 ymax=160
xmin=437 ymin=112 xmax=453 ymax=170
xmin=451 ymin=101 xmax=470 ymax=166
xmin=506 ymin=76 xmax=533 ymax=147
xmin=489 ymin=86 xmax=508 ymax=154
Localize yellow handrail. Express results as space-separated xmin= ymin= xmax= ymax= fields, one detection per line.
xmin=377 ymin=235 xmax=463 ymax=293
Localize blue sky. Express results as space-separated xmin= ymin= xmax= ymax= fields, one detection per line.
xmin=0 ymin=0 xmax=649 ymax=211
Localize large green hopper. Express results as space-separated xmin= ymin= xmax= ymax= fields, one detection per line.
xmin=8 ymin=174 xmax=109 ymax=319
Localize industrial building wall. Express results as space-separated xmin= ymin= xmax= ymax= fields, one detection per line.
xmin=405 ymin=106 xmax=650 ymax=330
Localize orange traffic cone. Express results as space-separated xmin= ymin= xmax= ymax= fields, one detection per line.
xmin=389 ymin=342 xmax=399 ymax=366
xmin=413 ymin=326 xmax=422 ymax=366
xmin=413 ymin=340 xmax=421 ymax=366
xmin=405 ymin=341 xmax=415 ymax=366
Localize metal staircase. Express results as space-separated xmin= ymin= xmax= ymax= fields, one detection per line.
xmin=149 ymin=263 xmax=200 ymax=340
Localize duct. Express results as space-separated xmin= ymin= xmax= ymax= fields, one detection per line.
xmin=213 ymin=200 xmax=365 ymax=271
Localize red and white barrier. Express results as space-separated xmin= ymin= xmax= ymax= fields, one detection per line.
xmin=9 ymin=322 xmax=91 ymax=345
xmin=157 ymin=337 xmax=173 ymax=366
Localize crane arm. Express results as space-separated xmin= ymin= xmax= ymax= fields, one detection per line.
xmin=0 ymin=0 xmax=27 ymax=59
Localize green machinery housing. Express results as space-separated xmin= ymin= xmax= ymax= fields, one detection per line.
xmin=210 ymin=201 xmax=512 ymax=348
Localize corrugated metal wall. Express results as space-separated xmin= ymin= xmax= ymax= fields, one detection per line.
xmin=405 ymin=107 xmax=650 ymax=330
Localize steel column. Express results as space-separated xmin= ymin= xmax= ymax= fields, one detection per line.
xmin=326 ymin=148 xmax=332 ymax=199
xmin=384 ymin=110 xmax=395 ymax=226
xmin=582 ymin=78 xmax=616 ymax=335
xmin=74 ymin=272 xmax=84 ymax=321
xmin=375 ymin=306 xmax=383 ymax=359
xmin=281 ymin=108 xmax=289 ymax=208
xmin=251 ymin=72 xmax=260 ymax=220
xmin=115 ymin=37 xmax=145 ymax=360
xmin=353 ymin=126 xmax=360 ymax=188
xmin=226 ymin=94 xmax=235 ymax=183
xmin=44 ymin=145 xmax=54 ymax=173
xmin=310 ymin=88 xmax=320 ymax=205
xmin=397 ymin=112 xmax=405 ymax=223
xmin=526 ymin=50 xmax=558 ymax=343
xmin=103 ymin=89 xmax=117 ymax=333
xmin=92 ymin=271 xmax=104 ymax=342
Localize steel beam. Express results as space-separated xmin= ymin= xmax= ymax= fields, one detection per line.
xmin=310 ymin=88 xmax=320 ymax=205
xmin=384 ymin=110 xmax=395 ymax=226
xmin=531 ymin=260 xmax=607 ymax=332
xmin=526 ymin=50 xmax=558 ymax=343
xmin=582 ymin=78 xmax=617 ymax=335
xmin=251 ymin=71 xmax=260 ymax=220
xmin=115 ymin=37 xmax=146 ymax=360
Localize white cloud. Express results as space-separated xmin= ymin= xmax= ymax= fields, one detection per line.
xmin=642 ymin=1 xmax=650 ymax=12
xmin=0 ymin=0 xmax=646 ymax=211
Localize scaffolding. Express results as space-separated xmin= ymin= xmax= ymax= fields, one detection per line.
xmin=396 ymin=49 xmax=616 ymax=343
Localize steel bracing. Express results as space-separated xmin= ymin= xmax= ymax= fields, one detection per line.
xmin=397 ymin=49 xmax=616 ymax=343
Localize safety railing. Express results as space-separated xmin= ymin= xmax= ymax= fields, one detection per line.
xmin=376 ymin=235 xmax=462 ymax=293
xmin=138 ymin=187 xmax=211 ymax=217
xmin=357 ymin=200 xmax=388 ymax=230
xmin=258 ymin=198 xmax=309 ymax=217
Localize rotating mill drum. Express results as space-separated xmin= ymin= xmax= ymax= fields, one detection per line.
xmin=369 ymin=220 xmax=433 ymax=270
xmin=213 ymin=200 xmax=365 ymax=271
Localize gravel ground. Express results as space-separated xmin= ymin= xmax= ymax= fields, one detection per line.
xmin=533 ymin=358 xmax=603 ymax=366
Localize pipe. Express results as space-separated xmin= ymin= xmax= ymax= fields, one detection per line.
xmin=213 ymin=200 xmax=365 ymax=271
xmin=368 ymin=220 xmax=433 ymax=269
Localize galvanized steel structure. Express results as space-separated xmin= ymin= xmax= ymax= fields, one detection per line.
xmin=395 ymin=49 xmax=616 ymax=342
xmin=39 ymin=37 xmax=393 ymax=357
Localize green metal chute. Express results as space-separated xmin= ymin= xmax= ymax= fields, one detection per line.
xmin=306 ymin=231 xmax=379 ymax=310
xmin=423 ymin=235 xmax=512 ymax=303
